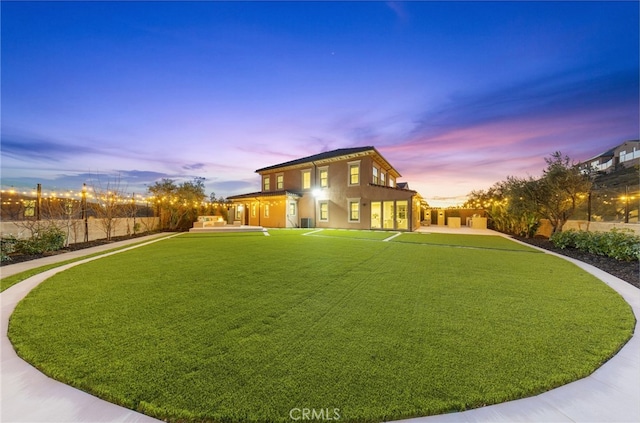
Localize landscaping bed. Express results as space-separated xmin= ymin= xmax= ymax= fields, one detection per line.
xmin=1 ymin=232 xmax=162 ymax=266
xmin=515 ymin=236 xmax=639 ymax=289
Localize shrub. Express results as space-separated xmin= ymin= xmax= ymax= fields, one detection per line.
xmin=550 ymin=230 xmax=578 ymax=249
xmin=14 ymin=227 xmax=66 ymax=255
xmin=1 ymin=236 xmax=18 ymax=262
xmin=603 ymin=229 xmax=640 ymax=262
xmin=551 ymin=228 xmax=640 ymax=262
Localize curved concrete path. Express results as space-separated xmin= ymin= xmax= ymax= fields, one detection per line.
xmin=1 ymin=230 xmax=638 ymax=422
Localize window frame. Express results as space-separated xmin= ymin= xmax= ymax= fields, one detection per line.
xmin=347 ymin=198 xmax=360 ymax=223
xmin=319 ymin=166 xmax=329 ymax=188
xmin=348 ymin=161 xmax=360 ymax=186
xmin=276 ymin=173 xmax=284 ymax=190
xmin=301 ymin=169 xmax=312 ymax=190
xmin=318 ymin=200 xmax=329 ymax=222
xmin=263 ymin=175 xmax=271 ymax=191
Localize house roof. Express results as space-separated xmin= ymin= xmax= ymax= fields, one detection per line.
xmin=255 ymin=146 xmax=401 ymax=178
xmin=227 ymin=190 xmax=301 ymax=201
xmin=583 ymin=140 xmax=640 ymax=163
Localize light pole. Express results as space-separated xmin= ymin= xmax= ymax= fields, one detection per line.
xmin=81 ymin=183 xmax=88 ymax=242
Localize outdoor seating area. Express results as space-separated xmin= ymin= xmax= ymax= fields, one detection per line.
xmin=468 ymin=215 xmax=488 ymax=229
xmin=189 ymin=216 xmax=267 ymax=233
xmin=192 ymin=215 xmax=227 ymax=228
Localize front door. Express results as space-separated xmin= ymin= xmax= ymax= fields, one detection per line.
xmin=287 ymin=200 xmax=298 ymax=228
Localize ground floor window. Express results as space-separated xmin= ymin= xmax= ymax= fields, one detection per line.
xmin=264 ymin=204 xmax=270 ymax=218
xmin=383 ymin=201 xmax=394 ymax=229
xmin=396 ymin=200 xmax=408 ymax=230
xmin=288 ymin=201 xmax=296 ymax=216
xmin=371 ymin=201 xmax=381 ymax=229
xmin=371 ymin=199 xmax=410 ymax=230
xmin=348 ymin=199 xmax=360 ymax=222
xmin=319 ymin=201 xmax=329 ymax=222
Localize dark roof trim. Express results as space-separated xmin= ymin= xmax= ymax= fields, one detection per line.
xmin=227 ymin=190 xmax=301 ymax=201
xmin=255 ymin=146 xmax=400 ymax=177
xmin=367 ymin=183 xmax=417 ymax=195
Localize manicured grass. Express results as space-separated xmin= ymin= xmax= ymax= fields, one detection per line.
xmin=0 ymin=237 xmax=172 ymax=293
xmin=392 ymin=232 xmax=537 ymax=251
xmin=306 ymin=229 xmax=397 ymax=240
xmin=9 ymin=232 xmax=634 ymax=423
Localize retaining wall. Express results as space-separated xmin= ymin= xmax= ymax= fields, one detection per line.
xmin=536 ymin=219 xmax=640 ymax=237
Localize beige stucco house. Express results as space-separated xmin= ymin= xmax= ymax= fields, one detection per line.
xmin=227 ymin=146 xmax=426 ymax=231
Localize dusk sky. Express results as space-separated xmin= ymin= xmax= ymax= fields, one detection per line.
xmin=2 ymin=1 xmax=638 ymax=207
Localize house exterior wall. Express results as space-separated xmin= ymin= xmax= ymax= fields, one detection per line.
xmin=581 ymin=140 xmax=640 ymax=173
xmin=231 ymin=148 xmax=424 ymax=231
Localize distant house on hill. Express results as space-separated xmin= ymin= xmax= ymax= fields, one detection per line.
xmin=227 ymin=146 xmax=427 ymax=231
xmin=581 ymin=140 xmax=640 ymax=174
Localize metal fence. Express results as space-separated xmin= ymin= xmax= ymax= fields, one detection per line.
xmin=573 ymin=185 xmax=639 ymax=223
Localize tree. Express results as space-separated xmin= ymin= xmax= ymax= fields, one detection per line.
xmin=148 ymin=177 xmax=207 ymax=231
xmin=535 ymin=152 xmax=592 ymax=234
xmin=464 ymin=152 xmax=591 ymax=236
xmin=90 ymin=175 xmax=128 ymax=241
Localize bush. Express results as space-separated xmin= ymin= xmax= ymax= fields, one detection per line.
xmin=1 ymin=236 xmax=18 ymax=262
xmin=551 ymin=228 xmax=640 ymax=262
xmin=14 ymin=227 xmax=66 ymax=255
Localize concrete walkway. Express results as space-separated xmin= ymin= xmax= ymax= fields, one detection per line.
xmin=1 ymin=230 xmax=638 ymax=422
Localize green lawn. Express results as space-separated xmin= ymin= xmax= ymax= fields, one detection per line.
xmin=391 ymin=232 xmax=536 ymax=251
xmin=0 ymin=237 xmax=173 ymax=293
xmin=8 ymin=230 xmax=635 ymax=423
xmin=305 ymin=228 xmax=397 ymax=240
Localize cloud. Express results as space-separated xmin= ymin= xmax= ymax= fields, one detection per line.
xmin=182 ymin=163 xmax=206 ymax=171
xmin=0 ymin=133 xmax=104 ymax=162
xmin=408 ymin=67 xmax=639 ymax=145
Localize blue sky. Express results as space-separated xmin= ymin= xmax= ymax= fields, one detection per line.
xmin=2 ymin=1 xmax=638 ymax=206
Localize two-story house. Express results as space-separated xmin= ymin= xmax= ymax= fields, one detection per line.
xmin=580 ymin=140 xmax=640 ymax=174
xmin=227 ymin=146 xmax=426 ymax=231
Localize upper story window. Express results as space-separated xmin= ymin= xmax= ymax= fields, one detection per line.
xmin=380 ymin=172 xmax=386 ymax=186
xmin=276 ymin=173 xmax=284 ymax=190
xmin=348 ymin=161 xmax=360 ymax=186
xmin=302 ymin=169 xmax=311 ymax=190
xmin=263 ymin=175 xmax=270 ymax=191
xmin=389 ymin=177 xmax=395 ymax=188
xmin=372 ymin=167 xmax=379 ymax=185
xmin=319 ymin=167 xmax=329 ymax=188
